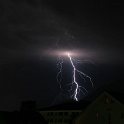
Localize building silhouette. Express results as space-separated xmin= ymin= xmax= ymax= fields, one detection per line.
xmin=0 ymin=92 xmax=124 ymax=124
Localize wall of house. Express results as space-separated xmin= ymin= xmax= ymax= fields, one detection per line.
xmin=74 ymin=94 xmax=124 ymax=124
xmin=39 ymin=110 xmax=82 ymax=124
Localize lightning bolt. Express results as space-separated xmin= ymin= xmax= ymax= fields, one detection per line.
xmin=67 ymin=53 xmax=93 ymax=101
xmin=41 ymin=32 xmax=94 ymax=105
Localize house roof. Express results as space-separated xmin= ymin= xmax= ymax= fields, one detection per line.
xmin=39 ymin=91 xmax=124 ymax=111
xmin=107 ymin=91 xmax=124 ymax=104
xmin=87 ymin=92 xmax=124 ymax=110
xmin=39 ymin=100 xmax=91 ymax=111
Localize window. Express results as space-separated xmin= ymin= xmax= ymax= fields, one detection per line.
xmin=72 ymin=112 xmax=75 ymax=115
xmin=64 ymin=119 xmax=68 ymax=123
xmin=122 ymin=113 xmax=124 ymax=118
xmin=68 ymin=119 xmax=71 ymax=123
xmin=108 ymin=113 xmax=111 ymax=120
xmin=58 ymin=119 xmax=63 ymax=122
xmin=58 ymin=112 xmax=63 ymax=116
xmin=105 ymin=98 xmax=109 ymax=104
xmin=71 ymin=112 xmax=78 ymax=117
xmin=50 ymin=119 xmax=53 ymax=122
xmin=55 ymin=119 xmax=57 ymax=122
xmin=50 ymin=112 xmax=53 ymax=115
xmin=64 ymin=112 xmax=68 ymax=115
xmin=76 ymin=112 xmax=79 ymax=114
xmin=96 ymin=112 xmax=99 ymax=118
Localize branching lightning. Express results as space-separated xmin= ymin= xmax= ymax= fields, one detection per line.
xmin=68 ymin=53 xmax=79 ymax=101
xmin=53 ymin=51 xmax=94 ymax=103
xmin=41 ymin=31 xmax=94 ymax=104
xmin=67 ymin=53 xmax=93 ymax=101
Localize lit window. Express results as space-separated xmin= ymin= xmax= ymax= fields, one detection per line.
xmin=96 ymin=112 xmax=99 ymax=118
xmin=104 ymin=97 xmax=109 ymax=104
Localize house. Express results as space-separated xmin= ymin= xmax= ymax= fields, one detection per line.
xmin=39 ymin=100 xmax=90 ymax=124
xmin=73 ymin=92 xmax=124 ymax=124
xmin=1 ymin=92 xmax=124 ymax=124
xmin=39 ymin=92 xmax=124 ymax=124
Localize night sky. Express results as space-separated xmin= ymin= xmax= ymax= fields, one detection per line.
xmin=0 ymin=0 xmax=124 ymax=111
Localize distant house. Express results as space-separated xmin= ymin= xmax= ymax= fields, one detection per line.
xmin=73 ymin=92 xmax=124 ymax=124
xmin=39 ymin=100 xmax=90 ymax=124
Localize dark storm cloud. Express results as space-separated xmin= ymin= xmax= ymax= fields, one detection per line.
xmin=41 ymin=0 xmax=124 ymax=64
xmin=0 ymin=0 xmax=123 ymax=65
xmin=0 ymin=0 xmax=67 ymax=65
xmin=0 ymin=0 xmax=65 ymax=110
